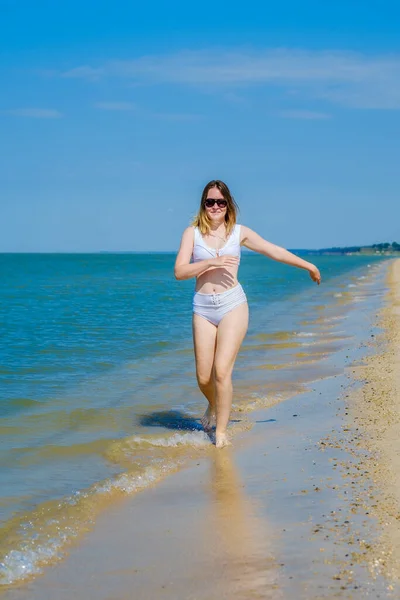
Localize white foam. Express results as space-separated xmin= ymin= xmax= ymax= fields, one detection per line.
xmin=1 ymin=547 xmax=57 ymax=585
xmin=97 ymin=462 xmax=178 ymax=494
xmin=334 ymin=293 xmax=343 ymax=298
xmin=348 ymin=284 xmax=357 ymax=288
xmin=0 ymin=528 xmax=75 ymax=585
xmin=323 ymin=316 xmax=344 ymax=322
xmin=295 ymin=332 xmax=317 ymax=338
xmin=0 ymin=462 xmax=178 ymax=585
xmin=131 ymin=431 xmax=210 ymax=448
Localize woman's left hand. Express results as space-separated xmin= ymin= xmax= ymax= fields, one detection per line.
xmin=308 ymin=265 xmax=321 ymax=285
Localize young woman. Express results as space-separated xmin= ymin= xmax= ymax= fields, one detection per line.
xmin=174 ymin=180 xmax=321 ymax=448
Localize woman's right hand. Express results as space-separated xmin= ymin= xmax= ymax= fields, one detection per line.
xmin=208 ymin=255 xmax=239 ymax=268
xmin=308 ymin=264 xmax=321 ymax=285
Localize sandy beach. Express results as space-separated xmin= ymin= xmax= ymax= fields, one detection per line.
xmin=350 ymin=258 xmax=400 ymax=583
xmin=2 ymin=258 xmax=399 ymax=599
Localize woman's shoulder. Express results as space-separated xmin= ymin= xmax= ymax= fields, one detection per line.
xmin=233 ymin=223 xmax=243 ymax=236
xmin=236 ymin=224 xmax=251 ymax=244
xmin=181 ymin=226 xmax=197 ymax=242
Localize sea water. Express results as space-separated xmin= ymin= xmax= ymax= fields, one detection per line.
xmin=0 ymin=252 xmax=387 ymax=585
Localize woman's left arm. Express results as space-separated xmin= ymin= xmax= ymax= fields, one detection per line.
xmin=241 ymin=226 xmax=321 ymax=284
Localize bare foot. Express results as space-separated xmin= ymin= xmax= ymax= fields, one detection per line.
xmin=201 ymin=406 xmax=216 ymax=431
xmin=215 ymin=432 xmax=231 ymax=448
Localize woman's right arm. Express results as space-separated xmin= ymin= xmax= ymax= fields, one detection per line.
xmin=174 ymin=227 xmax=211 ymax=280
xmin=174 ymin=227 xmax=238 ymax=280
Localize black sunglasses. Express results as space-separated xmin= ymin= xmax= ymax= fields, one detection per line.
xmin=204 ymin=198 xmax=228 ymax=208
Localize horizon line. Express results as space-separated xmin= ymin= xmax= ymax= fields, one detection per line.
xmin=0 ymin=247 xmax=388 ymax=256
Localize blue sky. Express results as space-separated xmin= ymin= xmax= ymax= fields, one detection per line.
xmin=1 ymin=0 xmax=400 ymax=252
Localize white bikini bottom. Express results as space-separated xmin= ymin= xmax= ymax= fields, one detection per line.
xmin=193 ymin=284 xmax=247 ymax=326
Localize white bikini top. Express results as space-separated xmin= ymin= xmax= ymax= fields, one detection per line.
xmin=192 ymin=225 xmax=241 ymax=263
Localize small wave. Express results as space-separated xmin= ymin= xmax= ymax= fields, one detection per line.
xmin=7 ymin=397 xmax=42 ymax=409
xmin=95 ymin=463 xmax=178 ymax=494
xmin=295 ymin=332 xmax=316 ymax=338
xmin=0 ymin=461 xmax=178 ymax=586
xmin=347 ymin=284 xmax=357 ymax=288
xmin=0 ymin=546 xmax=61 ymax=585
xmin=128 ymin=431 xmax=210 ymax=448
xmin=357 ymin=276 xmax=366 ymax=280
xmin=0 ymin=398 xmax=43 ymax=419
xmin=233 ymin=392 xmax=292 ymax=413
xmin=323 ymin=316 xmax=344 ymax=322
xmin=334 ymin=293 xmax=343 ymax=298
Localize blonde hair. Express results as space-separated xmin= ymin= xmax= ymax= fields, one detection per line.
xmin=192 ymin=180 xmax=239 ymax=236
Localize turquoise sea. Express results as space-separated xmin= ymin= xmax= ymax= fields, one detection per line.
xmin=0 ymin=252 xmax=387 ymax=586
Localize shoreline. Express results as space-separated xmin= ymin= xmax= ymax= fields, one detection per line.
xmin=3 ymin=259 xmax=397 ymax=599
xmin=350 ymin=257 xmax=400 ymax=582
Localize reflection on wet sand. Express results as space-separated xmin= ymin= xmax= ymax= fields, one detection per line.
xmin=208 ymin=449 xmax=281 ymax=599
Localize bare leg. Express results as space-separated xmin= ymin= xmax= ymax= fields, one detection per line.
xmin=192 ymin=314 xmax=218 ymax=430
xmin=214 ymin=303 xmax=249 ymax=448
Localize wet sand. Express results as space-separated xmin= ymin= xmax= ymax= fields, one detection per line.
xmin=4 ymin=259 xmax=400 ymax=599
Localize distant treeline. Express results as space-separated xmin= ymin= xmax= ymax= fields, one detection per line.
xmin=319 ymin=246 xmax=363 ymax=253
xmin=371 ymin=242 xmax=400 ymax=250
xmin=315 ymin=242 xmax=400 ymax=254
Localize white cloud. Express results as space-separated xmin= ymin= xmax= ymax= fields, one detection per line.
xmin=2 ymin=108 xmax=63 ymax=118
xmin=277 ymin=109 xmax=332 ymax=120
xmin=59 ymin=48 xmax=400 ymax=109
xmin=94 ymin=101 xmax=136 ymax=111
xmin=62 ymin=66 xmax=103 ymax=80
xmin=318 ymin=85 xmax=400 ymax=110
